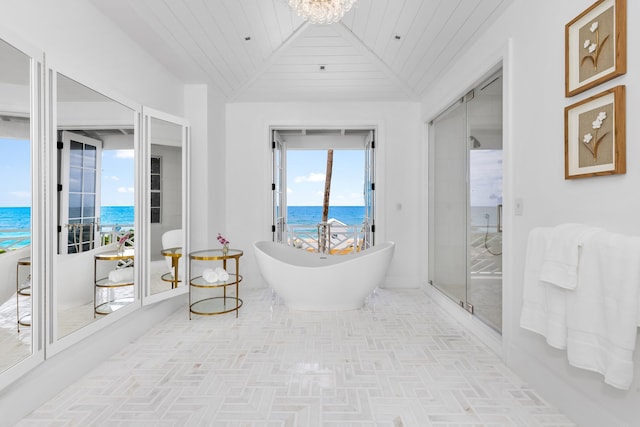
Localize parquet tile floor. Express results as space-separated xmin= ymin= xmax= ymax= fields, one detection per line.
xmin=15 ymin=288 xmax=575 ymax=426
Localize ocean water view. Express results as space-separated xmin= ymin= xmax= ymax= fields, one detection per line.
xmin=100 ymin=206 xmax=134 ymax=225
xmin=0 ymin=206 xmax=364 ymax=230
xmin=0 ymin=206 xmax=135 ymax=230
xmin=0 ymin=207 xmax=30 ymax=229
xmin=287 ymin=206 xmax=364 ymax=225
xmin=0 ymin=205 xmax=364 ymax=249
xmin=0 ymin=206 xmax=135 ymax=249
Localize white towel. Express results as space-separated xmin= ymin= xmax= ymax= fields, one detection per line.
xmin=108 ymin=267 xmax=134 ymax=283
xmin=565 ymin=230 xmax=640 ymax=390
xmin=539 ymin=223 xmax=601 ymax=290
xmin=215 ymin=267 xmax=229 ymax=282
xmin=202 ymin=268 xmax=218 ymax=283
xmin=202 ymin=267 xmax=230 ymax=283
xmin=520 ymin=227 xmax=569 ymax=349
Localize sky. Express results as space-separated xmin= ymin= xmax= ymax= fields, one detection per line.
xmin=101 ymin=149 xmax=134 ymax=206
xmin=0 ymin=138 xmax=30 ymax=207
xmin=0 ymin=138 xmax=134 ymax=207
xmin=286 ymin=150 xmax=365 ymax=206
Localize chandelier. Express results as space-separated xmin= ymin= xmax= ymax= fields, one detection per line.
xmin=288 ymin=0 xmax=357 ymax=25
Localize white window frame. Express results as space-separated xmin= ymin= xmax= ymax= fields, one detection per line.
xmin=58 ymin=130 xmax=102 ymax=254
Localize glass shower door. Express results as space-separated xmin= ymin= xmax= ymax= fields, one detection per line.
xmin=428 ymin=71 xmax=503 ymax=333
xmin=428 ymin=100 xmax=468 ymax=306
xmin=467 ymin=75 xmax=503 ymax=332
xmin=468 ymin=149 xmax=502 ymax=331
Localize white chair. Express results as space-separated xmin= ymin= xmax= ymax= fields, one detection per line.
xmin=161 ymin=229 xmax=183 ymax=286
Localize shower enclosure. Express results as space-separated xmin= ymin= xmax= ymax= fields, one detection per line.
xmin=428 ymin=71 xmax=503 ymax=332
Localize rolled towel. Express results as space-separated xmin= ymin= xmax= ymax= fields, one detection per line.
xmin=108 ymin=267 xmax=134 ymax=283
xmin=215 ymin=267 xmax=229 ymax=282
xmin=202 ymin=268 xmax=219 ymax=283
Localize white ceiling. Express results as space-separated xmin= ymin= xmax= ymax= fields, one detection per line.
xmin=89 ymin=0 xmax=512 ymax=102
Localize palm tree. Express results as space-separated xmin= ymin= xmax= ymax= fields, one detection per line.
xmin=320 ymin=149 xmax=333 ymax=253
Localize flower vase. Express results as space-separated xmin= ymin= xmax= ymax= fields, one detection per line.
xmin=222 ymin=244 xmax=229 ymax=256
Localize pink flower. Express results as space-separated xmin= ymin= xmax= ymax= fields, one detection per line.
xmin=217 ymin=233 xmax=229 ymax=246
xmin=118 ymin=231 xmax=132 ymax=246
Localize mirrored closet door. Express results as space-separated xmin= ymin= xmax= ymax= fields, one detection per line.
xmin=0 ymin=35 xmax=43 ymax=379
xmin=49 ymin=70 xmax=140 ymax=350
xmin=142 ymin=108 xmax=189 ymax=304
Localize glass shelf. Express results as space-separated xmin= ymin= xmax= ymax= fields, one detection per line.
xmin=189 ymin=248 xmax=243 ymax=261
xmin=190 ymin=297 xmax=243 ymax=316
xmin=190 ymin=274 xmax=242 ymax=289
xmin=95 ymin=297 xmax=135 ymax=315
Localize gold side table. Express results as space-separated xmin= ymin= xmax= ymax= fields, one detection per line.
xmin=16 ymin=257 xmax=31 ymax=332
xmin=94 ymin=248 xmax=135 ymax=316
xmin=189 ymin=248 xmax=243 ymax=318
xmin=161 ymin=247 xmax=182 ymax=289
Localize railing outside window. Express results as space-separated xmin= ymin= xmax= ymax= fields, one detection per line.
xmin=0 ymin=228 xmax=30 ymax=252
xmin=287 ymin=222 xmax=369 ymax=255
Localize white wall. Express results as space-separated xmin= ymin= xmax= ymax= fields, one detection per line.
xmin=225 ymin=102 xmax=421 ymax=289
xmin=183 ymin=85 xmax=227 ymax=253
xmin=421 ymin=1 xmax=640 ymax=425
xmin=206 ymin=92 xmax=227 ymax=249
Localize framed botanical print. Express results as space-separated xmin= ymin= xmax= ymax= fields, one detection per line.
xmin=565 ymin=85 xmax=625 ymax=179
xmin=565 ymin=0 xmax=626 ymax=97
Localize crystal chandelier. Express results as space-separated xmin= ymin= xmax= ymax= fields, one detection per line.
xmin=288 ymin=0 xmax=357 ymax=25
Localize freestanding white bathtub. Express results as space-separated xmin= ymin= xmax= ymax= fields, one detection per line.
xmin=253 ymin=241 xmax=395 ymax=311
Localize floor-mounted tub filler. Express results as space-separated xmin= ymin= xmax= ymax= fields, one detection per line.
xmin=253 ymin=241 xmax=395 ymax=311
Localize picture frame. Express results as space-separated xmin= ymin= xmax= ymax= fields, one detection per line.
xmin=565 ymin=85 xmax=625 ymax=179
xmin=565 ymin=0 xmax=626 ymax=97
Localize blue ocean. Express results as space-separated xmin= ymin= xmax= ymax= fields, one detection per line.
xmin=287 ymin=206 xmax=364 ymax=225
xmin=0 ymin=207 xmax=31 ymax=229
xmin=0 ymin=206 xmax=135 ymax=230
xmin=0 ymin=206 xmax=135 ymax=249
xmin=0 ymin=205 xmax=364 ymax=248
xmin=100 ymin=206 xmax=135 ymax=225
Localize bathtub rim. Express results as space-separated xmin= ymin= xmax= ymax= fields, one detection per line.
xmin=253 ymin=240 xmax=395 ymax=268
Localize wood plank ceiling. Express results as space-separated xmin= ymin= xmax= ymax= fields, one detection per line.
xmin=89 ymin=0 xmax=512 ymax=102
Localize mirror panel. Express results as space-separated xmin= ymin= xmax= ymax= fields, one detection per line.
xmin=144 ymin=110 xmax=188 ymax=301
xmin=54 ymin=73 xmax=138 ymax=339
xmin=0 ymin=37 xmax=36 ymax=374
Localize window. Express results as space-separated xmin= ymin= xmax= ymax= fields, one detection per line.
xmin=150 ymin=155 xmax=161 ymax=223
xmin=271 ymin=128 xmax=376 ymax=253
xmin=58 ymin=131 xmax=102 ymax=254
